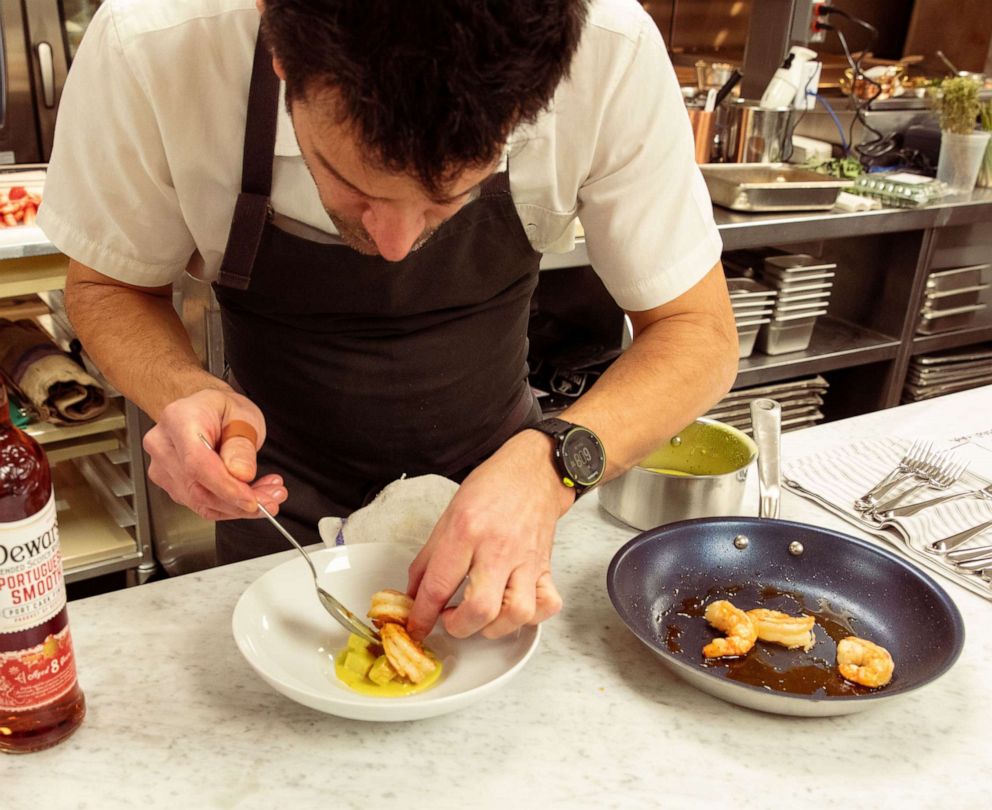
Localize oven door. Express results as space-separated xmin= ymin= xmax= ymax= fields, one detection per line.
xmin=24 ymin=0 xmax=103 ymax=161
xmin=0 ymin=0 xmax=43 ymax=164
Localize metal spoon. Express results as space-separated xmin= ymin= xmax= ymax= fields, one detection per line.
xmin=197 ymin=433 xmax=379 ymax=643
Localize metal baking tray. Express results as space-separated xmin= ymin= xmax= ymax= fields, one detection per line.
xmin=727 ymin=278 xmax=777 ymax=299
xmin=917 ymin=302 xmax=987 ymax=335
xmin=912 ymin=346 xmax=992 ymax=365
xmin=925 ymin=264 xmax=991 ymax=292
xmin=702 ymin=164 xmax=848 ymax=212
xmin=764 ymin=255 xmax=837 ymax=274
xmin=773 ymin=298 xmax=831 ymax=314
xmin=734 ymin=304 xmax=775 ymax=323
xmin=716 ymin=376 xmax=829 ymax=404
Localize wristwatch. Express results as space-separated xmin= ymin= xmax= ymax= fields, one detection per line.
xmin=528 ymin=418 xmax=606 ymax=496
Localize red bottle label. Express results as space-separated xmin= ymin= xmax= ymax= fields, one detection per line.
xmin=0 ymin=625 xmax=77 ymax=710
xmin=0 ymin=493 xmax=77 ymax=710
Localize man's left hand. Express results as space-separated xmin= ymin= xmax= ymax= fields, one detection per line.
xmin=405 ymin=429 xmax=572 ymax=640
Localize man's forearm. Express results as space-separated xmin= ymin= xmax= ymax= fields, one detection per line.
xmin=65 ymin=261 xmax=230 ymax=421
xmin=560 ymin=266 xmax=739 ymax=479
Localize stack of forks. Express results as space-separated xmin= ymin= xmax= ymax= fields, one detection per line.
xmin=854 ymin=442 xmax=992 ymax=574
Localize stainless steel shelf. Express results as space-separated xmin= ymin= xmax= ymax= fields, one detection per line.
xmin=735 ymin=317 xmax=900 ymax=388
xmin=716 ymin=190 xmax=992 ymax=251
xmin=912 ymin=322 xmax=992 ymax=355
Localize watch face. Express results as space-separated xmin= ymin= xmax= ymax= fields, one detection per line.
xmin=560 ymin=428 xmax=606 ymax=487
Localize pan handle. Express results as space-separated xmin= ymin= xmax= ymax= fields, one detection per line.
xmin=750 ymin=398 xmax=782 ymax=519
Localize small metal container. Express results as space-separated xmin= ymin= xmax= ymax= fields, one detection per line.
xmin=598 ymin=419 xmax=757 ymax=530
xmin=737 ymin=326 xmax=761 ymax=358
xmin=916 ymin=303 xmax=987 ymax=335
xmin=764 ymin=255 xmax=837 ymax=275
xmin=756 ymin=312 xmax=825 ymax=354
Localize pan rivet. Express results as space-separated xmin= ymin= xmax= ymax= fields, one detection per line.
xmin=733 ymin=535 xmax=749 ymax=549
xmin=789 ymin=541 xmax=805 ymax=556
xmin=671 ymin=436 xmax=683 ymax=447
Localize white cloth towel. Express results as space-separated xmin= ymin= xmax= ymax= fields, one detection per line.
xmin=318 ymin=474 xmax=459 ymax=547
xmin=785 ymin=436 xmax=992 ymax=600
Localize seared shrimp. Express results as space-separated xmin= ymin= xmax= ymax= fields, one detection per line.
xmin=836 ymin=636 xmax=894 ymax=688
xmin=380 ymin=622 xmax=437 ymax=684
xmin=702 ymin=600 xmax=758 ymax=658
xmin=368 ymin=589 xmax=414 ymax=628
xmin=746 ymin=608 xmax=816 ymax=651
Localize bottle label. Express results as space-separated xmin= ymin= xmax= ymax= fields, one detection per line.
xmin=0 ymin=492 xmax=77 ymax=710
xmin=0 ymin=493 xmax=65 ymax=634
xmin=0 ymin=624 xmax=78 ymax=710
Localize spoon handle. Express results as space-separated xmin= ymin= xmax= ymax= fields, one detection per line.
xmin=256 ymin=502 xmax=319 ymax=579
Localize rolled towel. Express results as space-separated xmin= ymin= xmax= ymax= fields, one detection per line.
xmin=0 ymin=318 xmax=107 ymax=424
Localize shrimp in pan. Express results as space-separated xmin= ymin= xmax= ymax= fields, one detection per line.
xmin=368 ymin=588 xmax=414 ymax=628
xmin=836 ymin=636 xmax=894 ymax=688
xmin=702 ymin=600 xmax=758 ymax=658
xmin=379 ymin=622 xmax=437 ymax=684
xmin=746 ymin=608 xmax=816 ymax=651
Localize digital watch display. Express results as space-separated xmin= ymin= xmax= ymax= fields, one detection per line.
xmin=527 ymin=418 xmax=606 ymax=496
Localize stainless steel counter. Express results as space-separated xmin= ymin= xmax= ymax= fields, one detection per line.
xmin=10 ymin=190 xmax=992 ymax=265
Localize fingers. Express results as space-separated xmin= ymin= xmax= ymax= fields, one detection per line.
xmin=405 ymin=538 xmax=474 ymax=641
xmin=453 ymin=568 xmax=563 ymax=640
xmin=219 ymin=420 xmax=260 ymax=483
xmin=143 ymin=390 xmax=282 ymax=520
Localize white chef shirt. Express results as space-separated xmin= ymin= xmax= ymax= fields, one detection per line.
xmin=37 ymin=0 xmax=722 ymax=312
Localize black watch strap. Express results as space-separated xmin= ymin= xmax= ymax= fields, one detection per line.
xmin=526 ymin=417 xmax=606 ymax=497
xmin=529 ymin=417 xmax=573 ymax=439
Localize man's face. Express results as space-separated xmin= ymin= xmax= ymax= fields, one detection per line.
xmin=289 ymin=92 xmax=498 ymax=262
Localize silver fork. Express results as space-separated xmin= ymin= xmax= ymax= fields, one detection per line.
xmin=877 ymin=482 xmax=992 ymax=519
xmin=871 ymin=455 xmax=968 ymax=516
xmin=854 ymin=440 xmax=931 ymax=512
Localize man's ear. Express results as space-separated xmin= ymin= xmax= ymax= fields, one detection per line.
xmin=271 ymin=54 xmax=287 ymax=81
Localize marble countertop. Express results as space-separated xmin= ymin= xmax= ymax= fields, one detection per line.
xmin=7 ymin=388 xmax=992 ymax=808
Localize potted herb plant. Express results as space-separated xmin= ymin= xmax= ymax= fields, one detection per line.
xmin=932 ymin=76 xmax=990 ymax=192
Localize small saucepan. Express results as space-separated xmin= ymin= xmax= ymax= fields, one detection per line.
xmin=599 ymin=418 xmax=757 ymax=529
xmin=606 ymin=400 xmax=965 ymax=716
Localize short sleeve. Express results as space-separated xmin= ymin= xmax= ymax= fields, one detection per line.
xmin=36 ymin=5 xmax=195 ymax=287
xmin=577 ymin=17 xmax=723 ymax=312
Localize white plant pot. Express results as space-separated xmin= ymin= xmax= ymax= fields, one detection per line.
xmin=937 ymin=130 xmax=992 ymax=193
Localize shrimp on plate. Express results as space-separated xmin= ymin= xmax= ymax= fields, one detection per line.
xmin=702 ymin=600 xmax=758 ymax=658
xmin=836 ymin=636 xmax=894 ymax=688
xmin=368 ymin=588 xmax=414 ymax=628
xmin=746 ymin=608 xmax=816 ymax=651
xmin=380 ymin=622 xmax=437 ymax=684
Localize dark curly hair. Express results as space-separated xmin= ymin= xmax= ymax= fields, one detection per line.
xmin=262 ymin=1 xmax=589 ymax=193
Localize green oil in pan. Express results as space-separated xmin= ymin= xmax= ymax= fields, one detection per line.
xmin=638 ymin=420 xmax=756 ymax=477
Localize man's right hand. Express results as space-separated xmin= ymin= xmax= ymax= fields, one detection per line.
xmin=142 ymin=389 xmax=287 ymax=521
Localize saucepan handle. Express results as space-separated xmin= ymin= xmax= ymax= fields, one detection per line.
xmin=751 ymin=398 xmax=782 ymax=520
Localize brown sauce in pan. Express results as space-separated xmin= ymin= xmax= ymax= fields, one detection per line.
xmin=660 ymin=585 xmax=880 ymax=697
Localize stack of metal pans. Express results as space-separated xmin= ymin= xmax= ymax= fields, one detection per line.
xmin=754 ymin=255 xmax=836 ymax=355
xmin=704 ymin=375 xmax=829 ymax=434
xmin=727 ymin=278 xmax=777 ymax=358
xmin=916 ymin=264 xmax=990 ymax=335
xmin=902 ymin=344 xmax=992 ymax=402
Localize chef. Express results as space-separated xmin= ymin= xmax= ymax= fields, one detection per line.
xmin=38 ymin=0 xmax=737 ymax=641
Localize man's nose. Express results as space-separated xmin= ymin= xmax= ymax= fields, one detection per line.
xmin=362 ymin=204 xmax=425 ymax=262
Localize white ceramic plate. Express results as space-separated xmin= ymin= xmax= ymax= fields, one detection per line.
xmin=232 ymin=542 xmax=540 ymax=721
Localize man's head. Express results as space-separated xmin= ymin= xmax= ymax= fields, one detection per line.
xmin=259 ymin=0 xmax=588 ymax=260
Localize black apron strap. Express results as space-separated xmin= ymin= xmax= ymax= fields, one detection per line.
xmin=217 ymin=29 xmax=281 ymax=291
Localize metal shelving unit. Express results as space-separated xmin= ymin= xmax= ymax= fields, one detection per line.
xmin=0 ymin=254 xmax=155 ymax=585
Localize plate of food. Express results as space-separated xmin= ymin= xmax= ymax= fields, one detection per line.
xmin=606 ymin=516 xmax=965 ymax=717
xmin=232 ymin=542 xmax=540 ymax=721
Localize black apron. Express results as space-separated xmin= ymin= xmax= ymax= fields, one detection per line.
xmin=211 ymin=31 xmax=542 ymax=564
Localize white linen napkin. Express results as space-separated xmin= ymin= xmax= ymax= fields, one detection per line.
xmin=784 ymin=436 xmax=992 ymax=600
xmin=318 ymin=474 xmax=459 ymax=547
